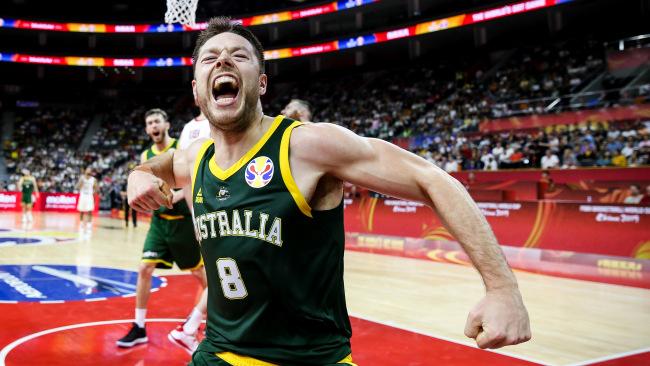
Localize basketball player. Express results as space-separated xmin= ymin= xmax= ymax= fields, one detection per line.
xmin=17 ymin=169 xmax=38 ymax=223
xmin=116 ymin=108 xmax=207 ymax=355
xmin=128 ymin=17 xmax=531 ymax=365
xmin=281 ymin=98 xmax=312 ymax=122
xmin=76 ymin=168 xmax=97 ymax=232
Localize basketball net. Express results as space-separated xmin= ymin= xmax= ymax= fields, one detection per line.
xmin=165 ymin=0 xmax=199 ymax=26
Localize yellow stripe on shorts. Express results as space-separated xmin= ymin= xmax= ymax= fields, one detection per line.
xmin=214 ymin=352 xmax=356 ymax=366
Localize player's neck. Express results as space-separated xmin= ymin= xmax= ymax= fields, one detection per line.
xmin=211 ymin=112 xmax=271 ymax=164
xmin=154 ymin=134 xmax=172 ymax=152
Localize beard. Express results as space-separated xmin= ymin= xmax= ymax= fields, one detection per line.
xmin=198 ymin=81 xmax=260 ymax=134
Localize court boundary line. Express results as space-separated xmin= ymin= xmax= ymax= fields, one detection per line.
xmin=563 ymin=347 xmax=650 ymax=366
xmin=348 ymin=311 xmax=551 ymax=365
xmin=0 ymin=318 xmax=187 ymax=366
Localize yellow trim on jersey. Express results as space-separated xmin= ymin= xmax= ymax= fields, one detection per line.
xmin=140 ymin=150 xmax=148 ymax=163
xmin=338 ymin=354 xmax=357 ymax=366
xmin=182 ymin=257 xmax=204 ymax=271
xmin=152 ymin=138 xmax=176 ymax=155
xmin=215 ymin=352 xmax=278 ymax=366
xmin=192 ymin=140 xmax=215 ymax=201
xmin=279 ymin=121 xmax=312 ymax=218
xmin=208 ymin=115 xmax=284 ymax=181
xmin=214 ymin=352 xmax=355 ymax=366
xmin=141 ymin=258 xmax=173 ymax=268
xmin=158 ymin=214 xmax=185 ymax=220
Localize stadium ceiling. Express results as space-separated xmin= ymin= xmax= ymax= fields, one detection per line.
xmin=0 ymin=0 xmax=327 ymax=23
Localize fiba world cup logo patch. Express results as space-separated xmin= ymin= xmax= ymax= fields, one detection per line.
xmin=245 ymin=156 xmax=274 ymax=188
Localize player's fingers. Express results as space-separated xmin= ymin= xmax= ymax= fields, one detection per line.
xmin=157 ymin=181 xmax=173 ymax=209
xmin=138 ymin=194 xmax=162 ymax=211
xmin=476 ymin=327 xmax=506 ymax=349
xmin=464 ymin=310 xmax=482 ymax=339
xmin=129 ymin=200 xmax=149 ymax=213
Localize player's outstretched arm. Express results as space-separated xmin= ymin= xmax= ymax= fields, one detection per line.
xmin=128 ymin=140 xmax=204 ymax=212
xmin=292 ymin=123 xmax=531 ymax=349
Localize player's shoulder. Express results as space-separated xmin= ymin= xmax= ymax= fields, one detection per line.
xmin=290 ymin=122 xmax=360 ymax=161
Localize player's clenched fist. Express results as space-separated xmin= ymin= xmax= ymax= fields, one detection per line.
xmin=464 ymin=287 xmax=531 ymax=349
xmin=127 ymin=169 xmax=173 ymax=212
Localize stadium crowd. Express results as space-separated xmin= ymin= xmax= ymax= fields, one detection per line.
xmin=2 ymin=43 xmax=649 ymax=199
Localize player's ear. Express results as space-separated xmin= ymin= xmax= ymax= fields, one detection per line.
xmin=192 ymin=80 xmax=199 ymax=105
xmin=259 ymin=74 xmax=267 ymax=96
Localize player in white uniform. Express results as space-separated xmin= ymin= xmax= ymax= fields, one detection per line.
xmin=178 ymin=112 xmax=210 ymax=150
xmin=167 ymin=111 xmax=212 ymax=352
xmin=76 ymin=168 xmax=97 ymax=232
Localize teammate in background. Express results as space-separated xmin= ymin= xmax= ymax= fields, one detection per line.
xmin=128 ymin=18 xmax=530 ymax=365
xmin=282 ymin=98 xmax=312 ymax=122
xmin=18 ymin=169 xmax=38 ymax=224
xmin=167 ymin=110 xmax=211 ymax=349
xmin=117 ymin=109 xmax=207 ymax=355
xmin=120 ymin=179 xmax=137 ymax=228
xmin=76 ymin=168 xmax=97 ymax=232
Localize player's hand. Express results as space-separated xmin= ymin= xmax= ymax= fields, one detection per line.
xmin=464 ymin=287 xmax=531 ymax=349
xmin=127 ymin=170 xmax=173 ymax=212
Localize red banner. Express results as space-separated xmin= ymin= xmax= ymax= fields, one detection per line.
xmin=0 ymin=192 xmax=99 ymax=213
xmin=608 ymin=48 xmax=650 ymax=71
xmin=0 ymin=192 xmax=21 ymax=211
xmin=344 ymin=197 xmax=650 ymax=258
xmin=479 ymin=104 xmax=650 ymax=133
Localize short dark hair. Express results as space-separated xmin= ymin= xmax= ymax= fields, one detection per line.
xmin=145 ymin=108 xmax=168 ymax=121
xmin=192 ymin=16 xmax=265 ymax=74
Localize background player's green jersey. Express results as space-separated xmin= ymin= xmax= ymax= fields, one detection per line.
xmin=141 ymin=138 xmax=191 ymax=218
xmin=192 ymin=116 xmax=352 ymax=364
xmin=21 ymin=178 xmax=35 ymax=204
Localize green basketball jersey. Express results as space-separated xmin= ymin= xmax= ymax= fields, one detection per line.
xmin=192 ymin=115 xmax=351 ymax=364
xmin=141 ymin=138 xmax=191 ymax=218
xmin=21 ymin=179 xmax=35 ymax=196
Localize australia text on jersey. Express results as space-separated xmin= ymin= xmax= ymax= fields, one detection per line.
xmin=194 ymin=210 xmax=282 ymax=247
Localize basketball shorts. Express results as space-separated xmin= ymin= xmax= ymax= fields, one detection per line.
xmin=189 ymin=351 xmax=357 ymax=366
xmin=77 ymin=194 xmax=94 ymax=212
xmin=21 ymin=194 xmax=33 ymax=205
xmin=142 ymin=215 xmax=202 ymax=270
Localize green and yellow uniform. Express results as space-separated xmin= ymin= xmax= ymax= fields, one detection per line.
xmin=190 ymin=116 xmax=353 ymax=365
xmin=141 ymin=138 xmax=202 ymax=270
xmin=21 ymin=178 xmax=35 ymax=205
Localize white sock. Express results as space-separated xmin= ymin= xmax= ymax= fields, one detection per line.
xmin=183 ymin=307 xmax=203 ymax=334
xmin=86 ymin=222 xmax=92 ymax=230
xmin=135 ymin=308 xmax=147 ymax=328
xmin=22 ymin=214 xmax=26 ymax=222
xmin=27 ymin=213 xmax=33 ymax=222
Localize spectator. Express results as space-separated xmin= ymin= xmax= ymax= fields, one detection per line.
xmin=611 ymin=150 xmax=628 ymax=167
xmin=541 ymin=149 xmax=560 ymax=169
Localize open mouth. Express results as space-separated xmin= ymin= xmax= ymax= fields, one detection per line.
xmin=152 ymin=131 xmax=161 ymax=139
xmin=212 ymin=74 xmax=240 ymax=107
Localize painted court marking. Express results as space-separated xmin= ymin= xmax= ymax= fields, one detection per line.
xmin=0 ymin=318 xmax=186 ymax=366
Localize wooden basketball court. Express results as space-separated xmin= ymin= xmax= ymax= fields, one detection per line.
xmin=0 ymin=212 xmax=648 ymax=365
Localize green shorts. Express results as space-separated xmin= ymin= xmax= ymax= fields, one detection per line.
xmin=142 ymin=215 xmax=202 ymax=270
xmin=188 ymin=351 xmax=357 ymax=366
xmin=21 ymin=195 xmax=33 ymax=205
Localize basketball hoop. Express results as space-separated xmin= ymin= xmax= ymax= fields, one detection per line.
xmin=165 ymin=0 xmax=199 ymax=26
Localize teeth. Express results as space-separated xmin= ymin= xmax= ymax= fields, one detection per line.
xmin=214 ymin=75 xmax=237 ymax=89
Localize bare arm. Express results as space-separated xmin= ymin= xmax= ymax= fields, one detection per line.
xmin=293 ymin=123 xmax=530 ymax=348
xmin=32 ymin=178 xmax=39 ymax=195
xmin=128 ymin=139 xmax=206 ymax=212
